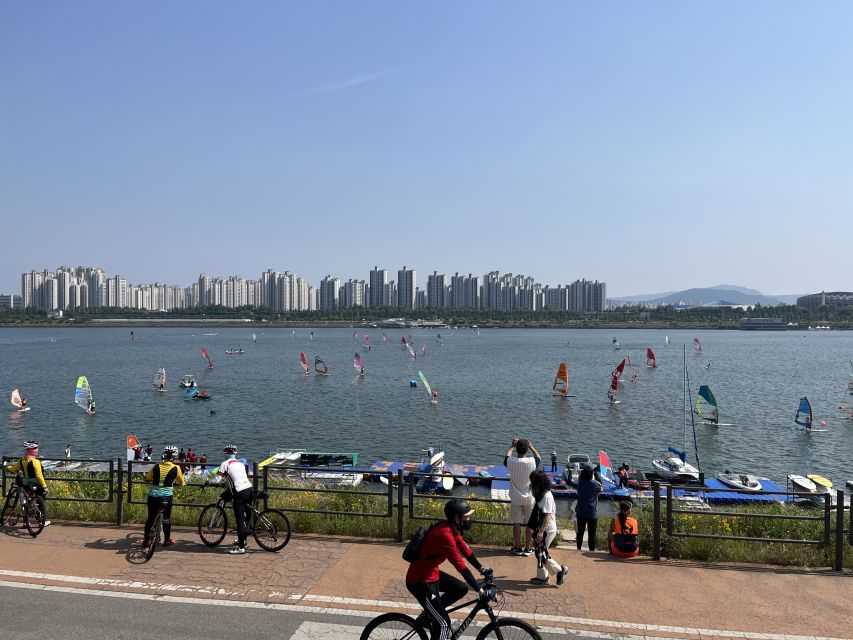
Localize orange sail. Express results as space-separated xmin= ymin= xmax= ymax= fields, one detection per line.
xmin=553 ymin=362 xmax=569 ymax=396
xmin=127 ymin=434 xmax=140 ymax=449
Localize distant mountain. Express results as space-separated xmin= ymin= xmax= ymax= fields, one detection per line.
xmin=613 ymin=287 xmax=786 ymax=307
xmin=609 ymin=290 xmax=677 ymax=303
xmin=768 ymin=294 xmax=805 ymax=305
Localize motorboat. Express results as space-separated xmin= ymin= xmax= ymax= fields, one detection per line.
xmin=716 ymin=473 xmax=762 ymax=492
xmin=179 ymin=375 xmax=197 ymax=388
xmin=225 ymin=348 xmax=245 ymax=355
xmin=417 ymin=448 xmax=452 ymax=492
xmin=651 ymin=451 xmax=700 ymax=483
xmin=263 ymin=450 xmax=362 ymax=486
xmin=561 ymin=453 xmax=590 ymax=485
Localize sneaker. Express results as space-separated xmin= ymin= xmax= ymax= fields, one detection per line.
xmin=228 ymin=546 xmax=246 ymax=554
xmin=44 ymin=520 xmax=51 ymax=527
xmin=163 ymin=539 xmax=176 ymax=546
xmin=521 ymin=548 xmax=533 ymax=557
xmin=556 ymin=565 xmax=568 ymax=586
xmin=530 ymin=577 xmax=549 ymax=585
xmin=510 ymin=546 xmax=524 ymax=556
xmin=414 ymin=612 xmax=430 ymax=628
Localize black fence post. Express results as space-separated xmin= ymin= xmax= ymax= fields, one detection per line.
xmin=653 ymin=482 xmax=661 ymax=561
xmin=396 ymin=469 xmax=404 ymax=542
xmin=835 ymin=490 xmax=844 ymax=571
xmin=823 ymin=493 xmax=831 ymax=548
xmin=666 ymin=484 xmax=673 ymax=535
xmin=116 ymin=458 xmax=124 ymax=526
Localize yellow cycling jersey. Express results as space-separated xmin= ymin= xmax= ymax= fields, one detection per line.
xmin=6 ymin=456 xmax=47 ymax=489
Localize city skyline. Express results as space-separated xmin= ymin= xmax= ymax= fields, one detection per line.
xmin=3 ymin=3 xmax=853 ymax=296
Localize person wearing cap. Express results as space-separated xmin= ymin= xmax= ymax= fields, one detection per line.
xmin=5 ymin=440 xmax=50 ymax=526
xmin=550 ymin=450 xmax=558 ymax=473
xmin=574 ymin=462 xmax=602 ymax=551
xmin=207 ymin=445 xmax=253 ymax=554
xmin=504 ymin=438 xmax=541 ymax=556
xmin=405 ymin=499 xmax=491 ymax=639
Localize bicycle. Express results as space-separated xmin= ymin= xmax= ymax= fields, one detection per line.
xmin=360 ymin=571 xmax=542 ymax=640
xmin=1 ymin=473 xmax=47 ymax=537
xmin=197 ymin=486 xmax=291 ymax=552
xmin=142 ymin=496 xmax=171 ymax=561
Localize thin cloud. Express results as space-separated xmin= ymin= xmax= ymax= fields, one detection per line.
xmin=284 ymin=73 xmax=386 ymax=99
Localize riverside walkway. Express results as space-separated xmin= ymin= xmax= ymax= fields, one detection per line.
xmin=0 ymin=522 xmax=850 ymax=640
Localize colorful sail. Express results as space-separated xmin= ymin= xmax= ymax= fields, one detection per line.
xmin=612 ymin=359 xmax=626 ymax=380
xmin=695 ymin=385 xmax=719 ymax=424
xmin=127 ymin=434 xmax=140 ymax=449
xmin=353 ymin=352 xmax=363 ymax=373
xmin=553 ymin=362 xmax=569 ymax=396
xmin=694 ymin=337 xmax=702 ymax=352
xmin=795 ymin=397 xmax=813 ymax=428
xmin=599 ymin=450 xmax=614 ymax=483
xmin=418 ymin=371 xmax=433 ymax=398
xmin=10 ymin=388 xmax=23 ymax=409
xmin=363 ymin=334 xmax=371 ymax=349
xmin=646 ymin=347 xmax=657 ymax=368
xmin=152 ymin=367 xmax=166 ymax=390
xmin=201 ymin=347 xmax=213 ymax=369
xmin=75 ymin=376 xmax=92 ymax=412
xmin=314 ymin=356 xmax=328 ymax=375
xmin=299 ymin=352 xmax=310 ymax=374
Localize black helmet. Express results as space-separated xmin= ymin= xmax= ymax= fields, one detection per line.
xmin=444 ymin=499 xmax=474 ymax=520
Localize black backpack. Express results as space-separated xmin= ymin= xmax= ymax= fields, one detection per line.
xmin=402 ymin=523 xmax=436 ymax=562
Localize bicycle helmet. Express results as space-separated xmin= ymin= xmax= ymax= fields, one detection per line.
xmin=223 ymin=444 xmax=238 ymax=454
xmin=22 ymin=440 xmax=39 ymax=450
xmin=162 ymin=445 xmax=179 ymax=459
xmin=444 ymin=499 xmax=474 ymax=520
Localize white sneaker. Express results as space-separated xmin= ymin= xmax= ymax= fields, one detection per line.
xmin=228 ymin=546 xmax=246 ymax=554
xmin=44 ymin=520 xmax=51 ymax=527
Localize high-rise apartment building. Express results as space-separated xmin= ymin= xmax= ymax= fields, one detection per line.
xmin=369 ymin=266 xmax=387 ymax=308
xmin=397 ymin=266 xmax=416 ymax=309
xmin=427 ymin=271 xmax=446 ymax=308
xmin=569 ymin=279 xmax=607 ymax=312
xmin=319 ymin=275 xmax=341 ymax=310
xmin=341 ymin=279 xmax=366 ymax=308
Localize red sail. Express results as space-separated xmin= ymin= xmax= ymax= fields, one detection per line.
xmin=646 ymin=348 xmax=656 ymax=368
xmin=613 ymin=359 xmax=626 ymax=379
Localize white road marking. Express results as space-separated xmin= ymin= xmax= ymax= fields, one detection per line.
xmin=0 ymin=571 xmax=846 ymax=640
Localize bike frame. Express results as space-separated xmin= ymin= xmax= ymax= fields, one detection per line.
xmin=428 ymin=580 xmax=499 ymax=639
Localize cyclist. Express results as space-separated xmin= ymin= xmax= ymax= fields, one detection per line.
xmin=143 ymin=445 xmax=185 ymax=547
xmin=4 ymin=440 xmax=50 ymax=527
xmin=405 ymin=499 xmax=491 ymax=639
xmin=207 ymin=444 xmax=253 ymax=554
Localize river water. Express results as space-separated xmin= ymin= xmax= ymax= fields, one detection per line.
xmin=2 ymin=327 xmax=851 ymax=488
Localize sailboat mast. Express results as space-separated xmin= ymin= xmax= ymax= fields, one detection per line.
xmin=684 ymin=346 xmax=701 ymax=474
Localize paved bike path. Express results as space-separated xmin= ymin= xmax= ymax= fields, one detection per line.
xmin=0 ymin=522 xmax=850 ymax=640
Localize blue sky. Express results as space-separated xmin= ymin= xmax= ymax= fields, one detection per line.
xmin=2 ymin=2 xmax=852 ymax=297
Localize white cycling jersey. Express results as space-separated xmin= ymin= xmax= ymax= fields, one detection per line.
xmin=218 ymin=458 xmax=252 ymax=493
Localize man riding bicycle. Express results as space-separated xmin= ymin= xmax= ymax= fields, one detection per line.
xmin=405 ymin=499 xmax=491 ymax=639
xmin=5 ymin=440 xmax=50 ymax=527
xmin=143 ymin=445 xmax=185 ymax=547
xmin=206 ymin=444 xmax=253 ymax=554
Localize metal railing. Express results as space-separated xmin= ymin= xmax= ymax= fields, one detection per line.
xmin=407 ymin=471 xmax=511 ymax=529
xmin=652 ymin=482 xmax=849 ymax=571
xmin=2 ymin=457 xmax=114 ymax=504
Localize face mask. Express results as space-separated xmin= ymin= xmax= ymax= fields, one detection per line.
xmin=458 ymin=517 xmax=472 ymax=531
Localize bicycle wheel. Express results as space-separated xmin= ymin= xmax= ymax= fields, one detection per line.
xmin=360 ymin=612 xmax=428 ymax=640
xmin=198 ymin=503 xmax=228 ymax=546
xmin=24 ymin=495 xmax=46 ymax=537
xmin=145 ymin=513 xmax=162 ymax=561
xmin=476 ymin=618 xmax=542 ymax=640
xmin=1 ymin=491 xmax=18 ymax=526
xmin=253 ymin=508 xmax=291 ymax=552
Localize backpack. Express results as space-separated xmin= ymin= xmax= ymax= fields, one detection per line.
xmin=402 ymin=523 xmax=436 ymax=562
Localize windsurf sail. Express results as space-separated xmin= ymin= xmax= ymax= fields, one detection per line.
xmin=840 ymin=380 xmax=853 ymax=419
xmin=299 ymin=352 xmax=310 ymax=374
xmin=201 ymin=347 xmax=213 ymax=368
xmin=252 ymin=333 xmax=257 ymax=344
xmin=418 ymin=371 xmax=433 ymax=399
xmin=314 ymin=356 xmax=328 ymax=375
xmin=382 ymin=333 xmax=388 ymax=343
xmin=401 ymin=336 xmax=407 ymax=349
xmin=665 ymin=335 xmax=670 ymax=345
xmin=353 ymin=353 xmax=363 ymax=373
xmin=127 ymin=434 xmax=140 ymax=450
xmin=10 ymin=388 xmax=23 ymax=409
xmin=553 ymin=362 xmax=569 ymax=396
xmin=407 ymin=343 xmax=417 ymax=359
xmin=612 ymin=359 xmax=626 ymax=380
xmin=694 ymin=337 xmax=702 ymax=352
xmin=646 ymin=347 xmax=657 ymax=368
xmin=795 ymin=397 xmax=813 ymax=428
xmin=152 ymin=367 xmax=166 ymax=390
xmin=607 ymin=371 xmax=619 ymax=403
xmin=599 ymin=450 xmax=614 ymax=483
xmin=363 ymin=334 xmax=371 ymax=349
xmin=75 ymin=376 xmax=92 ymax=412
xmin=695 ymin=385 xmax=719 ymax=424
xmin=625 ymin=354 xmax=633 ymax=367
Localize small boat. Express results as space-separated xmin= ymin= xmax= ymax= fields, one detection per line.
xmin=652 ymin=447 xmax=700 ymax=483
xmin=185 ymin=387 xmax=211 ymax=400
xmin=417 ymin=448 xmax=450 ymax=492
xmin=179 ymin=374 xmax=197 ymax=388
xmin=152 ymin=367 xmax=167 ymax=392
xmin=716 ymin=473 xmax=762 ymax=492
xmin=10 ymin=388 xmax=30 ymax=412
xmin=561 ymin=453 xmax=590 ymax=485
xmin=225 ymin=348 xmax=245 ymax=355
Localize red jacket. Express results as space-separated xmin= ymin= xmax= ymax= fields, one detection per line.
xmin=405 ymin=521 xmax=472 ymax=584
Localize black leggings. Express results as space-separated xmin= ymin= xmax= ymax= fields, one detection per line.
xmin=232 ymin=488 xmax=253 ymax=549
xmin=576 ymin=515 xmax=598 ymax=551
xmin=145 ymin=496 xmax=173 ymax=540
xmin=407 ymin=572 xmax=468 ymax=640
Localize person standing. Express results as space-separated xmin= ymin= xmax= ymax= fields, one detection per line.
xmin=504 ymin=438 xmax=540 ymax=556
xmin=65 ymin=444 xmax=71 ymax=460
xmin=575 ymin=463 xmax=602 ymax=551
xmin=208 ymin=444 xmax=253 ymax=554
xmin=550 ymin=451 xmax=557 ymax=473
xmin=528 ymin=470 xmax=568 ymax=585
xmin=143 ymin=445 xmax=185 ymax=547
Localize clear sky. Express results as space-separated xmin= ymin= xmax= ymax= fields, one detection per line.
xmin=2 ymin=2 xmax=852 ymax=297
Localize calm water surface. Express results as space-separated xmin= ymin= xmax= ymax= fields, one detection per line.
xmin=2 ymin=327 xmax=852 ymax=487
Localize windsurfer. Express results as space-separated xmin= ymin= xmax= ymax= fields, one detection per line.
xmin=20 ymin=397 xmax=26 ymax=409
xmin=360 ymin=367 xmax=365 ymax=376
xmin=88 ymin=400 xmax=96 ymax=414
xmin=65 ymin=444 xmax=71 ymax=460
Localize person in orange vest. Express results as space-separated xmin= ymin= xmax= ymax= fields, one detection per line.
xmin=609 ymin=501 xmax=640 ymax=558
